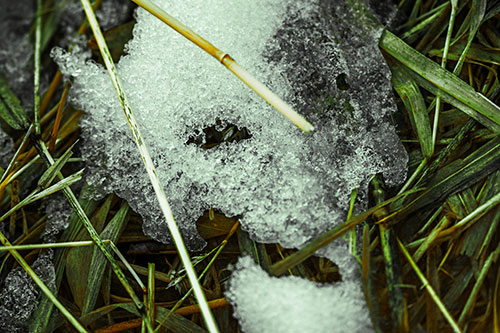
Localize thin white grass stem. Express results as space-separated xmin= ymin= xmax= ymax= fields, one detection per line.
xmin=79 ymin=1 xmax=219 ymax=332
xmin=431 ymin=0 xmax=457 ymax=153
xmin=397 ymin=238 xmax=461 ymax=333
xmin=130 ymin=0 xmax=314 ymax=133
xmin=0 ymin=232 xmax=87 ymax=332
xmin=0 ymin=124 xmax=33 ymax=184
xmin=0 ymin=240 xmax=111 ymax=251
xmin=34 ymin=0 xmax=42 ymax=135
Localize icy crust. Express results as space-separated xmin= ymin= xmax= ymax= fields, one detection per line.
xmin=226 ymin=257 xmax=373 ymax=333
xmin=0 ymin=127 xmax=14 ymax=169
xmin=42 ymin=193 xmax=74 ymax=241
xmin=54 ymin=0 xmax=407 ymax=250
xmin=0 ymin=251 xmax=55 ymax=332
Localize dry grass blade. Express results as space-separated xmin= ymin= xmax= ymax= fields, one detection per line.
xmin=130 ymin=0 xmax=314 ymax=133
xmin=78 ymin=0 xmax=218 ymax=331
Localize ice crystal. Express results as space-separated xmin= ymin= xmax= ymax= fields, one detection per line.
xmin=0 ymin=0 xmax=35 ymax=109
xmin=42 ymin=193 xmax=74 ymax=241
xmin=0 ymin=127 xmax=14 ymax=169
xmin=0 ymin=251 xmax=55 ymax=332
xmin=54 ymin=0 xmax=407 ymax=252
xmin=226 ymin=256 xmax=373 ymax=333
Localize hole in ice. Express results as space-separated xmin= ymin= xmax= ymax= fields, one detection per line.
xmin=186 ymin=120 xmax=252 ymax=149
xmin=335 ymin=73 xmax=350 ymax=91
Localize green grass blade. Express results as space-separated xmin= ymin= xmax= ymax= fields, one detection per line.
xmin=389 ymin=59 xmax=432 ymax=158
xmin=82 ymin=201 xmax=130 ymax=314
xmin=386 ymin=136 xmax=500 ymax=223
xmin=269 ymin=189 xmax=421 ymax=276
xmin=431 ymin=0 xmax=457 ymax=154
xmin=66 ymin=195 xmax=113 ymax=310
xmin=78 ymin=0 xmax=218 ymax=331
xmin=29 ymin=183 xmax=99 ymax=332
xmin=452 ymin=0 xmax=486 ymax=74
xmin=0 ymin=73 xmax=29 ymax=129
xmin=0 ymin=169 xmax=83 ymax=224
xmin=371 ymin=176 xmax=406 ymax=331
xmin=37 ymin=142 xmax=76 ymax=189
xmin=0 ymin=240 xmax=111 ymax=251
xmin=27 ymin=139 xmax=148 ymax=329
xmin=396 ymin=57 xmax=500 ymax=132
xmin=34 ymin=0 xmax=42 ymax=135
xmin=0 ymin=124 xmax=33 ymax=184
xmin=380 ymin=30 xmax=500 ymax=131
xmin=26 ymin=169 xmax=84 ymax=204
xmin=397 ymin=238 xmax=461 ymax=333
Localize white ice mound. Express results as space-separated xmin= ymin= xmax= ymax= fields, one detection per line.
xmin=226 ymin=256 xmax=373 ymax=333
xmin=53 ymin=0 xmax=407 ymax=250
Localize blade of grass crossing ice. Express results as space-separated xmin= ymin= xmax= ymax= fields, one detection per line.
xmin=78 ymin=0 xmax=219 ymax=332
xmin=130 ymin=0 xmax=314 ymax=133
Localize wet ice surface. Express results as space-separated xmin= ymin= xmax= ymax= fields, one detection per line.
xmin=54 ymin=0 xmax=407 ymax=330
xmin=227 ymin=257 xmax=373 ymax=333
xmin=0 ymin=251 xmax=55 ymax=333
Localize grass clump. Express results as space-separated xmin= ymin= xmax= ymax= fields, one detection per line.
xmin=0 ymin=0 xmax=499 ymax=332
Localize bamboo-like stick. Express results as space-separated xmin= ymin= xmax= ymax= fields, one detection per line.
xmin=130 ymin=0 xmax=314 ymax=133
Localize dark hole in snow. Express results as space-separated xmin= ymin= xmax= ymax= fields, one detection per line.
xmin=186 ymin=120 xmax=252 ymax=149
xmin=335 ymin=73 xmax=350 ymax=91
